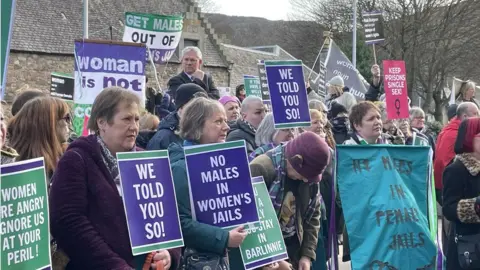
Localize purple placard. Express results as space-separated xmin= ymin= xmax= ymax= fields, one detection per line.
xmin=264 ymin=61 xmax=311 ymax=129
xmin=74 ymin=41 xmax=146 ymax=75
xmin=117 ymin=151 xmax=183 ymax=255
xmin=184 ymin=141 xmax=259 ymax=228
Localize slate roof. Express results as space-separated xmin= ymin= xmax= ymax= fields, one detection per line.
xmin=10 ymin=0 xmax=227 ymax=66
xmin=220 ymin=44 xmax=318 ymax=87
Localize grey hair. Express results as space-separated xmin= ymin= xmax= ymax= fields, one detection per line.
xmin=179 ymin=97 xmax=223 ymax=142
xmin=181 ymin=46 xmax=203 ymax=60
xmin=408 ymin=106 xmax=425 ymax=122
xmin=241 ymin=96 xmax=263 ymax=113
xmin=255 ymin=113 xmax=276 ymax=146
xmin=457 ymin=101 xmax=478 ymax=117
xmin=308 ymin=100 xmax=328 ymax=112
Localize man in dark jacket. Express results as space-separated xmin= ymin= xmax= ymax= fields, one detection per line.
xmin=147 ymin=83 xmax=208 ymax=150
xmin=167 ymin=46 xmax=219 ymax=101
xmin=227 ymin=96 xmax=265 ymax=153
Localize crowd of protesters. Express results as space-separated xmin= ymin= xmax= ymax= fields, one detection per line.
xmin=2 ymin=45 xmax=480 ymax=270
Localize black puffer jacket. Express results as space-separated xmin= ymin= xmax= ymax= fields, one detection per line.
xmin=226 ymin=120 xmax=257 ymax=154
xmin=146 ymin=112 xmax=182 ymax=150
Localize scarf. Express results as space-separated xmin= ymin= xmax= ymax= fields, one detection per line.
xmin=243 ymin=119 xmax=257 ymax=133
xmin=266 ymin=145 xmax=320 ymax=223
xmin=97 ymin=136 xmax=136 ymax=195
xmin=249 ymin=143 xmax=275 ymax=162
xmin=456 ymin=153 xmax=480 ymax=176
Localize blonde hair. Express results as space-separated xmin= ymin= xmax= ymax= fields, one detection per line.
xmin=139 ymin=113 xmax=160 ymax=131
xmin=328 ymin=85 xmax=344 ymax=96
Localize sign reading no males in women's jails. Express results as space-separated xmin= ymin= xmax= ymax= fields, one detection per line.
xmin=184 ymin=140 xmax=259 ymax=228
xmin=73 ymin=40 xmax=146 ymax=136
xmin=117 ymin=151 xmax=184 ymax=256
xmin=123 ymin=12 xmax=183 ymax=64
xmin=336 ymin=145 xmax=437 ymax=270
xmin=1 ymin=158 xmax=51 ymax=270
xmin=264 ymin=60 xmax=311 ymax=129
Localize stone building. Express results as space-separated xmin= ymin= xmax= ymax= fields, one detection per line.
xmin=5 ymin=0 xmax=317 ymax=108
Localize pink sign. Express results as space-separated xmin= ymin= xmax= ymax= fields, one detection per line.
xmin=383 ymin=60 xmax=409 ymax=119
xmin=82 ymin=115 xmax=90 ymax=136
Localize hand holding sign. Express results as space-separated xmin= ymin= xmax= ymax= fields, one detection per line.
xmin=151 ymin=250 xmax=170 ymax=270
xmin=228 ymin=225 xmax=248 ymax=248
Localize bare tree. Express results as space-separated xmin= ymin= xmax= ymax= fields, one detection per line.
xmin=196 ymin=0 xmax=221 ymax=13
xmin=290 ymin=0 xmax=480 ymax=121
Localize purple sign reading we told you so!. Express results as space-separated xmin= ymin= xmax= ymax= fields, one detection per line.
xmin=185 ymin=141 xmax=259 ymax=228
xmin=117 ymin=151 xmax=183 ymax=255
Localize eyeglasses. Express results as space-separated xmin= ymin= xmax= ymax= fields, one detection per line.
xmin=61 ymin=114 xmax=72 ymax=124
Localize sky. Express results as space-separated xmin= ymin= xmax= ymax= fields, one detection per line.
xmin=213 ymin=0 xmax=291 ymax=21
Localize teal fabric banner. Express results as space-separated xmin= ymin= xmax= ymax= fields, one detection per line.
xmin=336 ymin=145 xmax=437 ymax=270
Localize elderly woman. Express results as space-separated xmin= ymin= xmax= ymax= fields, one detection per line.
xmin=219 ymin=95 xmax=241 ymax=122
xmin=249 ymin=113 xmax=295 ymax=161
xmin=49 ymin=87 xmax=180 ymax=270
xmin=250 ymin=131 xmax=330 ymax=269
xmin=443 ymin=117 xmax=480 ymax=270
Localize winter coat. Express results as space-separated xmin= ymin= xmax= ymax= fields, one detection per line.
xmin=249 ymin=151 xmax=322 ymax=264
xmin=168 ymin=142 xmax=229 ymax=254
xmin=0 ymin=146 xmax=18 ymax=164
xmin=226 ymin=120 xmax=257 ymax=154
xmin=364 ymin=78 xmax=384 ymax=102
xmin=442 ymin=153 xmax=480 ymax=270
xmin=135 ymin=130 xmax=156 ymax=149
xmin=330 ymin=116 xmax=350 ymax=144
xmin=434 ymin=118 xmax=462 ymax=191
xmin=146 ymin=112 xmax=182 ymax=151
xmin=49 ymin=135 xmax=181 ymax=270
xmin=326 ymin=92 xmax=357 ymax=113
xmin=167 ymin=72 xmax=220 ymax=100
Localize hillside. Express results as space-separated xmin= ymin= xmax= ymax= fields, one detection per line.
xmin=206 ymin=13 xmax=326 ymax=68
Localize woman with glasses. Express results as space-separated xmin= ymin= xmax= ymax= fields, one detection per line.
xmin=7 ymin=96 xmax=71 ymax=181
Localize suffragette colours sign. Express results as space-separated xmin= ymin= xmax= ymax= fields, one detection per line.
xmin=123 ymin=12 xmax=183 ymax=64
xmin=1 ymin=158 xmax=51 ymax=270
xmin=336 ymin=145 xmax=436 ymax=269
xmin=117 ymin=151 xmax=184 ymax=255
xmin=73 ymin=40 xmax=146 ymax=136
xmin=240 ymin=177 xmax=288 ymax=270
xmin=184 ymin=140 xmax=259 ymax=228
xmin=264 ymin=60 xmax=311 ymax=129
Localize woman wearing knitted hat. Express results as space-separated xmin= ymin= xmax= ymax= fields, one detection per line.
xmin=219 ymin=95 xmax=241 ymax=121
xmin=325 ymin=75 xmax=357 ymax=113
xmin=443 ymin=117 xmax=480 ymax=270
xmin=250 ymin=131 xmax=331 ymax=270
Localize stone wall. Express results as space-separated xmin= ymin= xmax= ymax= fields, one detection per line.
xmin=4 ymin=52 xmax=230 ymax=104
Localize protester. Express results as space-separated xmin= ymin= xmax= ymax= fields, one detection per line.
xmin=7 ymin=96 xmax=70 ymax=180
xmin=135 ymin=112 xmax=160 ymax=149
xmin=406 ymin=107 xmax=436 ymax=156
xmin=364 ymin=64 xmax=384 ymax=102
xmin=145 ymin=78 xmax=176 ymax=119
xmin=10 ymin=89 xmax=46 ymax=116
xmin=0 ymin=106 xmax=18 ymax=164
xmin=167 ymin=46 xmax=219 ymax=100
xmin=235 ymin=84 xmax=246 ymax=103
xmin=249 ymin=113 xmax=295 ymax=161
xmin=227 ymin=96 xmax=266 ymax=153
xmin=328 ymin=102 xmax=350 ymax=144
xmin=443 ymin=117 xmax=480 ymax=270
xmin=344 ymin=101 xmax=387 ymax=145
xmin=455 ymin=80 xmax=479 ymax=107
xmin=324 ymin=75 xmax=356 ymax=112
xmin=250 ymin=131 xmax=330 ymax=269
xmin=219 ymin=95 xmax=241 ymax=122
xmin=447 ymin=104 xmax=459 ymax=122
xmin=147 ymin=83 xmax=208 ymax=151
xmin=308 ymin=99 xmax=328 ymax=115
xmin=167 ymin=97 xmax=250 ymax=269
xmin=49 ymin=87 xmax=180 ymax=270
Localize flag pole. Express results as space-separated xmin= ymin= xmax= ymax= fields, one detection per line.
xmin=352 ymin=0 xmax=358 ymax=68
xmin=83 ymin=0 xmax=89 ymax=38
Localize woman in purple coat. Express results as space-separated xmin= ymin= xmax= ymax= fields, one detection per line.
xmin=49 ymin=87 xmax=180 ymax=270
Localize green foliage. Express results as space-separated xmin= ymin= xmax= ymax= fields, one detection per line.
xmin=337 ymin=32 xmax=375 ymax=80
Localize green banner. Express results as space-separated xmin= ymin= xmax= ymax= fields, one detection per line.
xmin=1 ymin=0 xmax=16 ymax=98
xmin=1 ymin=158 xmax=51 ymax=270
xmin=239 ymin=177 xmax=288 ymax=270
xmin=243 ymin=75 xmax=262 ymax=98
